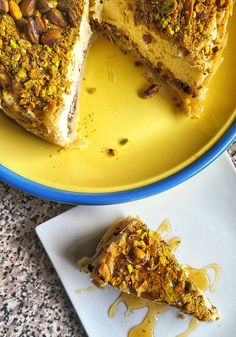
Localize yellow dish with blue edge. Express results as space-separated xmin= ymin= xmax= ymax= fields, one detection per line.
xmin=0 ymin=14 xmax=235 ymax=204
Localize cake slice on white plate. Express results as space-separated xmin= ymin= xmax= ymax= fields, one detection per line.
xmin=79 ymin=216 xmax=220 ymax=321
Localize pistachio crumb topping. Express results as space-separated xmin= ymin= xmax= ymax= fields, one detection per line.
xmin=86 ymin=217 xmax=220 ymax=321
xmin=135 ymin=0 xmax=233 ymax=58
xmin=119 ymin=138 xmax=129 ymax=145
xmin=0 ymin=0 xmax=84 ymax=117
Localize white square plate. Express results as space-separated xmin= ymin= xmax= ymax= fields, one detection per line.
xmin=36 ymin=154 xmax=236 ymax=337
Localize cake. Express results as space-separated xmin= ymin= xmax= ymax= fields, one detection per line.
xmin=92 ymin=0 xmax=233 ymax=116
xmin=0 ymin=0 xmax=92 ymax=147
xmin=79 ymin=216 xmax=219 ymax=321
xmin=0 ymin=1 xmax=233 ymax=146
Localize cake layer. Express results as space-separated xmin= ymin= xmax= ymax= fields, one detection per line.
xmin=94 ymin=0 xmax=233 ymax=115
xmin=101 ymin=0 xmax=203 ymax=96
xmin=58 ymin=0 xmax=92 ymax=146
xmin=134 ymin=0 xmax=233 ymax=59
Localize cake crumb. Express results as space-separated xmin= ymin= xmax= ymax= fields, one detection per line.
xmin=176 ymin=102 xmax=182 ymax=108
xmin=108 ymin=148 xmax=118 ymax=156
xmin=134 ymin=61 xmax=142 ymax=67
xmin=142 ymin=34 xmax=153 ymax=44
xmin=143 ymin=70 xmax=154 ymax=83
xmin=142 ymin=84 xmax=161 ymax=99
xmin=87 ymin=87 xmax=96 ymax=94
xmin=57 ymin=148 xmax=66 ymax=154
xmin=177 ymin=312 xmax=186 ymax=320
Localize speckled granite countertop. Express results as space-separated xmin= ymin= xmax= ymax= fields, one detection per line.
xmin=1 ymin=144 xmax=235 ymax=337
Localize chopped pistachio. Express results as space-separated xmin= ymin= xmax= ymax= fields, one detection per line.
xmin=47 ymin=85 xmax=57 ymax=95
xmin=108 ymin=148 xmax=118 ymax=156
xmin=86 ymin=87 xmax=96 ymax=94
xmin=161 ymin=18 xmax=168 ymax=29
xmin=127 ymin=264 xmax=133 ymax=273
xmin=18 ymin=68 xmax=28 ymax=81
xmin=10 ymin=39 xmax=18 ymax=49
xmin=119 ymin=138 xmax=129 ymax=145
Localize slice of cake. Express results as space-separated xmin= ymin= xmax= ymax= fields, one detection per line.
xmin=91 ymin=0 xmax=233 ymax=116
xmin=79 ymin=216 xmax=219 ymax=321
xmin=0 ymin=0 xmax=92 ymax=147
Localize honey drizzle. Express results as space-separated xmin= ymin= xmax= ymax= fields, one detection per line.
xmin=185 ymin=263 xmax=221 ymax=292
xmin=108 ymin=220 xmax=221 ymax=337
xmin=75 ymin=285 xmax=96 ymax=294
xmin=167 ymin=236 xmax=181 ymax=251
xmin=205 ymin=264 xmax=221 ymax=293
xmin=176 ymin=318 xmax=198 ymax=337
xmin=156 ymin=219 xmax=171 ymax=237
xmin=157 ymin=220 xmax=181 ymax=251
xmin=109 ymin=293 xmax=168 ymax=337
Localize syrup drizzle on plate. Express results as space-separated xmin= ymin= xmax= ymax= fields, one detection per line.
xmin=75 ymin=285 xmax=97 ymax=294
xmin=176 ymin=317 xmax=198 ymax=337
xmin=185 ymin=264 xmax=221 ymax=293
xmin=109 ymin=293 xmax=168 ymax=337
xmin=108 ymin=219 xmax=221 ymax=337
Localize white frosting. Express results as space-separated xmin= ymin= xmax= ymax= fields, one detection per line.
xmin=101 ymin=0 xmax=224 ymax=92
xmin=90 ymin=0 xmax=104 ymax=22
xmin=57 ymin=0 xmax=92 ymax=145
xmin=101 ymin=0 xmax=203 ymax=87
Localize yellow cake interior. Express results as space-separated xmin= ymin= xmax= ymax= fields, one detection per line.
xmin=92 ymin=0 xmax=233 ymax=116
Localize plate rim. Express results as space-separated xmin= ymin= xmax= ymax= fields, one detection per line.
xmin=0 ymin=122 xmax=235 ymax=204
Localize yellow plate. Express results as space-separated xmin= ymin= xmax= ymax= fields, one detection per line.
xmin=0 ymin=15 xmax=235 ymax=204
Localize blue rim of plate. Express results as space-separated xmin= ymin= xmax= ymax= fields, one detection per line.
xmin=0 ymin=122 xmax=235 ymax=205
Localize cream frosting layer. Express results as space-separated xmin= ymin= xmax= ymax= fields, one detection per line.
xmin=58 ymin=0 xmax=92 ymax=145
xmin=101 ymin=0 xmax=218 ymax=93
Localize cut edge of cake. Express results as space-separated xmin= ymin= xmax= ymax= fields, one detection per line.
xmin=79 ymin=216 xmax=220 ymax=322
xmin=54 ymin=0 xmax=92 ymax=147
xmin=91 ymin=0 xmax=233 ymax=118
